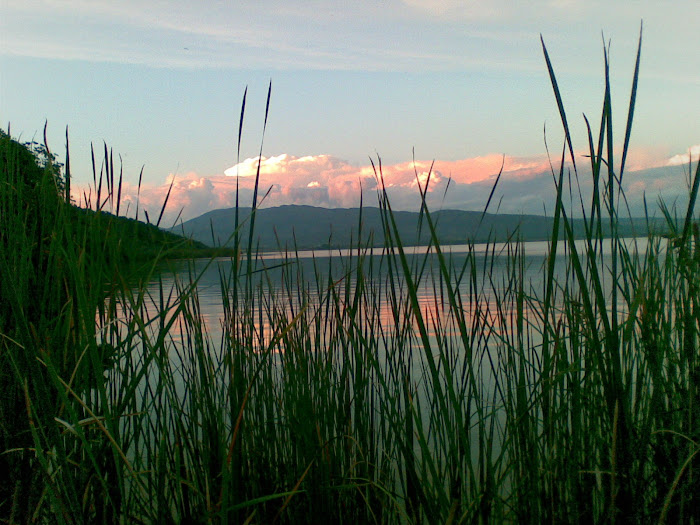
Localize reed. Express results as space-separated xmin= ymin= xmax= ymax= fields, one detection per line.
xmin=1 ymin=30 xmax=698 ymax=523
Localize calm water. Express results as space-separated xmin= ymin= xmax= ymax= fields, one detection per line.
xmin=138 ymin=237 xmax=653 ymax=349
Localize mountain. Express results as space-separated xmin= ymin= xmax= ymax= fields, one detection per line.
xmin=168 ymin=204 xmax=667 ymax=251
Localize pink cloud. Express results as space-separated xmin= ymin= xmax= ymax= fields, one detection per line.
xmin=223 ymin=153 xmax=539 ymax=190
xmin=73 ymin=171 xmax=245 ymax=226
xmin=71 ymin=149 xmax=685 ymax=225
xmin=68 ymin=153 xmax=566 ymax=224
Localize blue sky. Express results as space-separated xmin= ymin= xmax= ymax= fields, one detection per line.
xmin=1 ymin=1 xmax=698 ymax=222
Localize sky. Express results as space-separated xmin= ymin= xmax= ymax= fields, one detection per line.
xmin=1 ymin=1 xmax=698 ymax=224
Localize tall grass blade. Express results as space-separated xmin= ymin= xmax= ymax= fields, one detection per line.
xmin=64 ymin=126 xmax=70 ymax=203
xmin=619 ymin=23 xmax=643 ymax=182
xmin=479 ymin=154 xmax=505 ymax=226
xmin=156 ymin=174 xmax=176 ymax=228
xmin=135 ymin=165 xmax=144 ymax=222
xmin=246 ymin=81 xmax=272 ymax=278
xmin=541 ymin=36 xmax=577 ymax=173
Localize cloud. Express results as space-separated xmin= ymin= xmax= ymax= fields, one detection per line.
xmin=72 ymin=153 xmax=514 ymax=223
xmin=77 ymin=171 xmax=247 ymax=226
xmin=398 ymin=1 xmax=560 ymax=22
xmin=72 ymin=151 xmax=691 ymax=225
xmin=668 ymin=145 xmax=700 ymax=166
xmin=8 ymin=1 xmax=690 ymax=73
xmin=400 ymin=0 xmax=498 ymax=18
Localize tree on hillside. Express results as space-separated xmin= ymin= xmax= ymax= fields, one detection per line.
xmin=0 ymin=129 xmax=65 ymax=194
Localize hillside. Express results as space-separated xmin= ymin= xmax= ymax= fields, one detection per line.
xmin=70 ymin=207 xmax=236 ymax=263
xmin=170 ymin=204 xmax=666 ymax=251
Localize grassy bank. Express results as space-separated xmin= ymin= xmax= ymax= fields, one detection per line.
xmin=2 ymin=33 xmax=699 ymax=523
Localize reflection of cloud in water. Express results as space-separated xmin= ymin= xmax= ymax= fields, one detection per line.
xmin=110 ymin=237 xmax=650 ymax=366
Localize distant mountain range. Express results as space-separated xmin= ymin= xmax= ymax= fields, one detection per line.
xmin=168 ymin=205 xmax=668 ymax=251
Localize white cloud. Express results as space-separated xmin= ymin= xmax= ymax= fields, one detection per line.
xmin=400 ymin=0 xmax=496 ymax=17
xmin=668 ymin=145 xmax=700 ymax=166
xmin=399 ymin=0 xmax=590 ymax=21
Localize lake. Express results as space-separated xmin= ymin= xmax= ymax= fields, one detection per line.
xmin=133 ymin=236 xmax=654 ymax=355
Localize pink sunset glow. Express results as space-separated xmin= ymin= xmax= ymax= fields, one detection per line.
xmin=70 ymin=146 xmax=693 ymax=226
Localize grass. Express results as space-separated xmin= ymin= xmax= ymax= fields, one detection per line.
xmin=2 ymin=30 xmax=699 ymax=523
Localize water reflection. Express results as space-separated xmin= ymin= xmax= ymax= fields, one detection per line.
xmin=133 ymin=237 xmax=652 ymax=352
